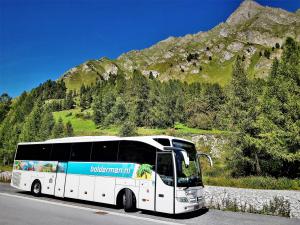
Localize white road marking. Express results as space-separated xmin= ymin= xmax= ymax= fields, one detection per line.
xmin=0 ymin=193 xmax=184 ymax=225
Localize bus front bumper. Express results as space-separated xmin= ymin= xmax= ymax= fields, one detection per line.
xmin=175 ymin=199 xmax=205 ymax=213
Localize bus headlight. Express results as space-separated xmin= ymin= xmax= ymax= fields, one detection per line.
xmin=176 ymin=197 xmax=189 ymax=203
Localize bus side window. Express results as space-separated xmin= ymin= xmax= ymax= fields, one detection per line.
xmin=16 ymin=144 xmax=52 ymax=161
xmin=91 ymin=141 xmax=118 ymax=162
xmin=118 ymin=141 xmax=156 ymax=166
xmin=51 ymin=143 xmax=72 ymax=161
xmin=153 ymin=138 xmax=171 ymax=146
xmin=70 ymin=142 xmax=92 ymax=161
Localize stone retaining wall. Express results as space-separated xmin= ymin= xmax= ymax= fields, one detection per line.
xmin=0 ymin=171 xmax=11 ymax=182
xmin=204 ymin=185 xmax=300 ymax=218
xmin=191 ymin=134 xmax=228 ymax=158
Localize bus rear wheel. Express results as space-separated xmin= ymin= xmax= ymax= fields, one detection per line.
xmin=31 ymin=180 xmax=41 ymax=197
xmin=122 ymin=189 xmax=136 ymax=212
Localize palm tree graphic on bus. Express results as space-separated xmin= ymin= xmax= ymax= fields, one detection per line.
xmin=136 ymin=164 xmax=152 ymax=180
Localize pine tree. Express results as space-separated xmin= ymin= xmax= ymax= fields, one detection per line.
xmin=38 ymin=108 xmax=55 ymax=140
xmin=19 ymin=102 xmax=43 ymax=142
xmin=223 ymin=56 xmax=251 ymax=130
xmin=0 ymin=93 xmax=12 ymax=122
xmin=104 ymin=97 xmax=128 ymax=125
xmin=128 ymin=70 xmax=150 ymax=126
xmin=93 ymin=94 xmax=105 ymax=125
xmin=256 ymin=37 xmax=300 ymax=177
xmin=93 ymin=82 xmax=116 ymax=125
xmin=54 ymin=80 xmax=66 ymax=99
xmin=65 ymin=121 xmax=74 ymax=137
xmin=230 ymin=38 xmax=300 ymax=178
xmin=52 ymin=117 xmax=65 ymax=138
xmin=63 ymin=91 xmax=75 ymax=110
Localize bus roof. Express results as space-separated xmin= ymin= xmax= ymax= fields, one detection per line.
xmin=18 ymin=135 xmax=194 ymax=148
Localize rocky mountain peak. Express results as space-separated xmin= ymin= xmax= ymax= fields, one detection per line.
xmin=60 ymin=1 xmax=300 ymax=90
xmin=226 ymin=0 xmax=263 ymax=26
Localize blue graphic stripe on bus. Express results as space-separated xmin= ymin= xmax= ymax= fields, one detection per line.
xmin=67 ymin=162 xmax=135 ymax=178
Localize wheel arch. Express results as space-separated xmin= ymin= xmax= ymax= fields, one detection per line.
xmin=115 ymin=187 xmax=137 ymax=208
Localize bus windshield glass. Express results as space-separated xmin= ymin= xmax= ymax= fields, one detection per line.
xmin=172 ymin=140 xmax=203 ymax=187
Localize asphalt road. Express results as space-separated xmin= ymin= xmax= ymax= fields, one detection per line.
xmin=0 ymin=183 xmax=299 ymax=225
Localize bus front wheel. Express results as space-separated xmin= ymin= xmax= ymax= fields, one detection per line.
xmin=122 ymin=189 xmax=136 ymax=212
xmin=31 ymin=180 xmax=41 ymax=197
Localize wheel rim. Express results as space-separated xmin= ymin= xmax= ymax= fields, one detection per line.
xmin=33 ymin=183 xmax=40 ymax=194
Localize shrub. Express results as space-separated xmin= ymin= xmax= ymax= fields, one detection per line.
xmin=187 ymin=53 xmax=199 ymax=62
xmin=119 ymin=121 xmax=137 ymax=137
xmin=187 ymin=113 xmax=212 ymax=130
xmin=66 ymin=112 xmax=72 ymax=117
xmin=165 ymin=128 xmax=176 ymax=136
xmin=75 ymin=112 xmax=84 ymax=118
xmin=203 ymin=176 xmax=300 ymax=190
xmin=209 ymin=195 xmax=291 ymax=217
xmin=264 ymin=49 xmax=271 ymax=59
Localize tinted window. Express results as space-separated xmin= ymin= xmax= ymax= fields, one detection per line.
xmin=153 ymin=138 xmax=170 ymax=146
xmin=51 ymin=143 xmax=72 ymax=161
xmin=16 ymin=144 xmax=52 ymax=160
xmin=172 ymin=139 xmax=196 ymax=160
xmin=118 ymin=141 xmax=156 ymax=165
xmin=70 ymin=142 xmax=92 ymax=161
xmin=91 ymin=141 xmax=118 ymax=162
xmin=157 ymin=153 xmax=174 ymax=186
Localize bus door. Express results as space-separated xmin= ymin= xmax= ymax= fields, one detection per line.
xmin=54 ymin=161 xmax=68 ymax=197
xmin=155 ymin=152 xmax=175 ymax=214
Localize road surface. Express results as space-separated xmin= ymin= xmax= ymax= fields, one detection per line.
xmin=0 ymin=183 xmax=299 ymax=225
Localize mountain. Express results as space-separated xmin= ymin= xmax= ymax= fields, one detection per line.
xmin=60 ymin=0 xmax=300 ymax=90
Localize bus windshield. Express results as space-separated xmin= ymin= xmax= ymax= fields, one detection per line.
xmin=172 ymin=140 xmax=203 ymax=187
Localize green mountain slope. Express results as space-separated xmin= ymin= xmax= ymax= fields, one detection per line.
xmin=60 ymin=0 xmax=300 ymax=90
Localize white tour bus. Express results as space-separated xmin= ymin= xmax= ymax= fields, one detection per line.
xmin=11 ymin=135 xmax=212 ymax=214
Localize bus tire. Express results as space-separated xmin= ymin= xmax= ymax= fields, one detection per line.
xmin=31 ymin=180 xmax=42 ymax=197
xmin=123 ymin=189 xmax=136 ymax=212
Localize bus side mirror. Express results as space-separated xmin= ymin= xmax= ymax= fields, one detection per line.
xmin=197 ymin=153 xmax=213 ymax=167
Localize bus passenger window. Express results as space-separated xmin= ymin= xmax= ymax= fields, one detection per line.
xmin=91 ymin=141 xmax=118 ymax=162
xmin=70 ymin=142 xmax=92 ymax=161
xmin=118 ymin=141 xmax=156 ymax=166
xmin=51 ymin=143 xmax=72 ymax=161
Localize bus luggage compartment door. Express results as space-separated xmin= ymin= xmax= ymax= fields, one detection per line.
xmin=54 ymin=162 xmax=68 ymax=197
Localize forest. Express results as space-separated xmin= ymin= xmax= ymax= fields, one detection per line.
xmin=0 ymin=37 xmax=299 ymax=183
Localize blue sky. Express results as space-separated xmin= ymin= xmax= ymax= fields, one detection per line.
xmin=0 ymin=0 xmax=299 ymax=97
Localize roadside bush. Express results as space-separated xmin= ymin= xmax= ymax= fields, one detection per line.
xmin=203 ymin=176 xmax=300 ymax=190
xmin=187 ymin=113 xmax=212 ymax=130
xmin=119 ymin=121 xmax=137 ymax=137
